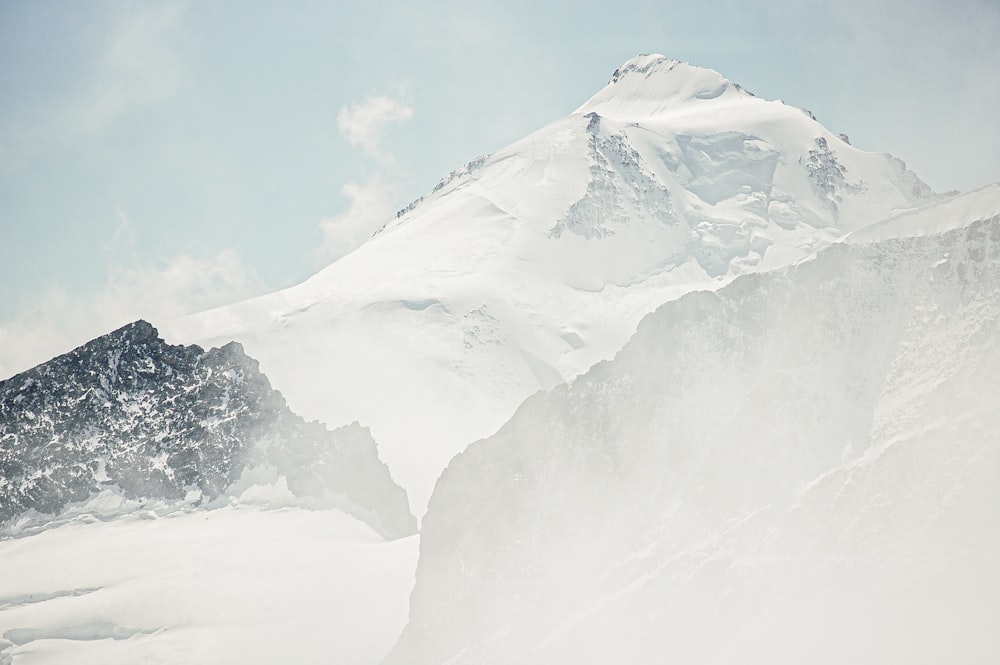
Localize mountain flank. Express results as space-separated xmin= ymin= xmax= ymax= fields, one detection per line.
xmin=0 ymin=321 xmax=416 ymax=539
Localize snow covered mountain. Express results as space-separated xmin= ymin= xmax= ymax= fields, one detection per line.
xmin=2 ymin=53 xmax=995 ymax=665
xmin=385 ymin=187 xmax=1000 ymax=664
xmin=0 ymin=320 xmax=415 ymax=540
xmin=166 ymin=54 xmax=938 ymax=513
xmin=0 ymin=319 xmax=418 ymax=663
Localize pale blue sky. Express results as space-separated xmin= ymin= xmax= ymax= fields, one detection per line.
xmin=2 ymin=0 xmax=999 ymax=376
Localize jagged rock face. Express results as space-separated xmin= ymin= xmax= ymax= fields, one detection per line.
xmin=550 ymin=116 xmax=677 ymax=241
xmin=0 ymin=321 xmax=415 ymax=539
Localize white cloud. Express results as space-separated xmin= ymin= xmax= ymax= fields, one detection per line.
xmin=337 ymin=95 xmax=414 ymax=163
xmin=0 ymin=246 xmax=265 ymax=380
xmin=318 ymin=177 xmax=401 ymax=262
xmin=318 ymin=94 xmax=415 ymax=263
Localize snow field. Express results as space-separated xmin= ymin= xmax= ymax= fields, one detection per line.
xmin=0 ymin=506 xmax=418 ymax=665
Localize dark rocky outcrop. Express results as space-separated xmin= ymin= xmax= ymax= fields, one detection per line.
xmin=0 ymin=321 xmax=416 ymax=539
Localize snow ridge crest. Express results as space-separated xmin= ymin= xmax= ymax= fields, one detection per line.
xmin=608 ymin=53 xmax=680 ymax=83
xmin=578 ymin=54 xmax=749 ymax=120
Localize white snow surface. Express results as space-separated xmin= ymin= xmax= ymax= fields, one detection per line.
xmin=387 ymin=190 xmax=1000 ymax=664
xmin=847 ymin=182 xmax=1000 ymax=244
xmin=0 ymin=504 xmax=418 ymax=665
xmin=164 ymin=55 xmax=937 ymax=514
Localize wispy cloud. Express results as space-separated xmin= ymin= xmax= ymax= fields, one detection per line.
xmin=82 ymin=3 xmax=186 ymax=127
xmin=0 ymin=209 xmax=264 ymax=380
xmin=318 ymin=95 xmax=414 ymax=263
xmin=0 ymin=2 xmax=189 ymax=174
xmin=72 ymin=2 xmax=188 ymax=133
xmin=318 ymin=177 xmax=401 ymax=264
xmin=337 ymin=95 xmax=414 ymax=164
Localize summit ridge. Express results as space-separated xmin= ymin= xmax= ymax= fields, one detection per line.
xmin=578 ymin=54 xmax=749 ymax=120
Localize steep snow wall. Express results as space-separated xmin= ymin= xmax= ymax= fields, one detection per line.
xmin=388 ymin=206 xmax=1000 ymax=664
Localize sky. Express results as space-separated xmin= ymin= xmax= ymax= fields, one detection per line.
xmin=2 ymin=0 xmax=999 ymax=378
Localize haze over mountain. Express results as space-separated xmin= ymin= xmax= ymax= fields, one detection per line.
xmin=2 ymin=54 xmax=997 ymax=665
xmin=0 ymin=320 xmax=415 ymax=540
xmin=387 ymin=186 xmax=1000 ymax=664
xmin=0 ymin=324 xmax=417 ymax=664
xmin=165 ymin=55 xmax=938 ymax=514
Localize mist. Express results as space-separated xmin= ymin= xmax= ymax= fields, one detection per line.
xmin=388 ymin=216 xmax=1000 ymax=664
xmin=2 ymin=5 xmax=998 ymax=663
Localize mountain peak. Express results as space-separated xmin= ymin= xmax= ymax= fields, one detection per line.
xmin=577 ymin=54 xmax=749 ymax=120
xmin=0 ymin=319 xmax=417 ymax=539
xmin=608 ymin=53 xmax=680 ymax=83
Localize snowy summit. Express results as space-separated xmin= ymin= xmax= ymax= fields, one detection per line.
xmin=577 ymin=54 xmax=750 ymax=119
xmin=166 ymin=54 xmax=938 ymax=515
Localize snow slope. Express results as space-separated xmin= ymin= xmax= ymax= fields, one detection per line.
xmin=386 ymin=188 xmax=1000 ymax=664
xmin=165 ymin=55 xmax=937 ymax=514
xmin=0 ymin=506 xmax=418 ymax=665
xmin=846 ymin=182 xmax=1000 ymax=244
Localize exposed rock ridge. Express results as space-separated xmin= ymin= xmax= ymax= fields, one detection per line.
xmin=0 ymin=321 xmax=416 ymax=539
